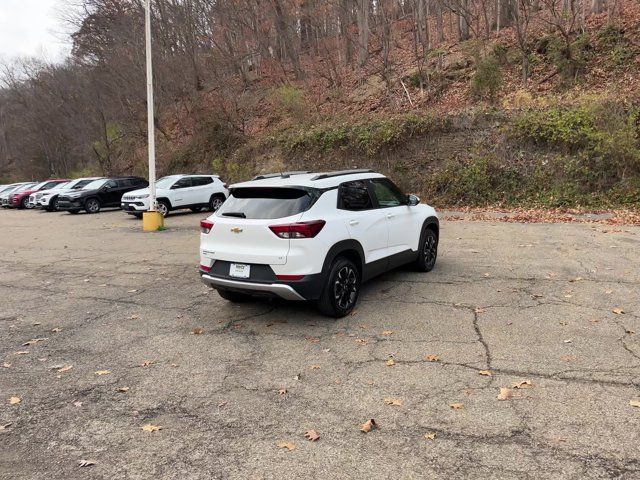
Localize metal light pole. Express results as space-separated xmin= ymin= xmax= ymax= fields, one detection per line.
xmin=142 ymin=0 xmax=163 ymax=231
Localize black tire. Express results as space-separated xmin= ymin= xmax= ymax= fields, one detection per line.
xmin=209 ymin=194 xmax=225 ymax=212
xmin=415 ymin=228 xmax=438 ymax=272
xmin=49 ymin=197 xmax=59 ymax=212
xmin=84 ymin=198 xmax=101 ymax=214
xmin=317 ymin=256 xmax=360 ymax=318
xmin=21 ymin=197 xmax=29 ymax=209
xmin=157 ymin=200 xmax=170 ymax=218
xmin=190 ymin=206 xmax=203 ymax=213
xmin=68 ymin=209 xmax=80 ymax=214
xmin=217 ymin=288 xmax=252 ymax=303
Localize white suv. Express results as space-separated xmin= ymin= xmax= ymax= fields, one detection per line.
xmin=199 ymin=170 xmax=439 ymax=317
xmin=37 ymin=177 xmax=105 ymax=211
xmin=122 ymin=174 xmax=229 ymax=218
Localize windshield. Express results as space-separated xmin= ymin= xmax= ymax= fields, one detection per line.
xmin=48 ymin=182 xmax=70 ymax=191
xmin=30 ymin=181 xmax=48 ymax=191
xmin=83 ymin=179 xmax=108 ymax=190
xmin=219 ymin=187 xmax=315 ymax=219
xmin=0 ymin=185 xmax=17 ymax=194
xmin=156 ymin=176 xmax=179 ymax=189
xmin=14 ymin=183 xmax=36 ymax=192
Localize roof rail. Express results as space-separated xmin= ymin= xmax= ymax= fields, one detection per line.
xmin=252 ymin=171 xmax=312 ymax=180
xmin=311 ymin=169 xmax=374 ymax=181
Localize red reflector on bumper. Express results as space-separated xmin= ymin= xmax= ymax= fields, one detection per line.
xmin=276 ymin=275 xmax=305 ymax=281
xmin=200 ymin=264 xmax=212 ymax=272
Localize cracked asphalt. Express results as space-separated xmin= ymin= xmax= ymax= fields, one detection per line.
xmin=1 ymin=209 xmax=640 ymax=480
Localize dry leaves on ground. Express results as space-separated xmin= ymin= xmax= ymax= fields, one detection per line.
xmin=630 ymin=400 xmax=640 ymax=408
xmin=360 ymin=419 xmax=378 ymax=433
xmin=612 ymin=308 xmax=625 ymax=315
xmin=424 ymin=432 xmax=436 ymax=440
xmin=141 ymin=360 xmax=155 ymax=367
xmin=512 ymin=380 xmax=533 ymax=389
xmin=497 ymin=388 xmax=521 ymax=400
xmin=478 ymin=370 xmax=493 ymax=376
xmin=9 ymin=396 xmax=21 ymax=405
xmin=78 ymin=460 xmax=96 ymax=468
xmin=95 ymin=370 xmax=111 ymax=376
xmin=278 ymin=389 xmax=287 ymax=395
xmin=426 ymin=354 xmax=440 ymax=362
xmin=309 ymin=365 xmax=321 ymax=370
xmin=381 ymin=330 xmax=394 ymax=336
xmin=129 ymin=314 xmax=140 ymax=320
xmin=141 ymin=424 xmax=163 ymax=432
xmin=304 ymin=430 xmax=320 ymax=441
xmin=14 ymin=351 xmax=29 ymax=355
xmin=386 ymin=358 xmax=395 ymax=366
xmin=449 ymin=403 xmax=464 ymax=410
xmin=117 ymin=387 xmax=130 ymax=393
xmin=57 ymin=365 xmax=73 ymax=373
xmin=191 ymin=327 xmax=204 ymax=335
xmin=277 ymin=442 xmax=296 ymax=451
xmin=0 ymin=423 xmax=12 ymax=431
xmin=51 ymin=328 xmax=62 ymax=333
xmin=2 ymin=363 xmax=11 ymax=368
xmin=305 ymin=336 xmax=320 ymax=343
xmin=384 ymin=398 xmax=403 ymax=406
xmin=22 ymin=338 xmax=47 ymax=346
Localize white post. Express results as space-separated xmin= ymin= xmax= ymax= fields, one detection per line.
xmin=145 ymin=0 xmax=157 ymax=212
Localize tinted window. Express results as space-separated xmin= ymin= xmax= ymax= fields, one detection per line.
xmin=370 ymin=179 xmax=406 ymax=207
xmin=192 ymin=176 xmax=213 ymax=186
xmin=219 ymin=187 xmax=314 ymax=219
xmin=115 ymin=179 xmax=132 ymax=188
xmin=105 ymin=180 xmax=118 ymax=189
xmin=173 ymin=177 xmax=192 ymax=189
xmin=338 ymin=181 xmax=373 ymax=211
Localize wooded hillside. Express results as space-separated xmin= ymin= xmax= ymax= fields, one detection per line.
xmin=1 ymin=0 xmax=639 ymax=208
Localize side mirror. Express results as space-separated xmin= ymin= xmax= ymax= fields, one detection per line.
xmin=407 ymin=194 xmax=420 ymax=206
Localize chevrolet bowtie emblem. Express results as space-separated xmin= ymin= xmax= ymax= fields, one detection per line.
xmin=231 ymin=227 xmax=243 ymax=234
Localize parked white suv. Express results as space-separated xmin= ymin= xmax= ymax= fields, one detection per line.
xmin=199 ymin=170 xmax=439 ymax=317
xmin=122 ymin=174 xmax=229 ymax=218
xmin=36 ymin=177 xmax=104 ymax=211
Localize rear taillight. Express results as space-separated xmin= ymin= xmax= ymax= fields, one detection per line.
xmin=269 ymin=220 xmax=326 ymax=239
xmin=276 ymin=274 xmax=305 ymax=281
xmin=200 ymin=220 xmax=214 ymax=234
xmin=200 ymin=264 xmax=212 ymax=272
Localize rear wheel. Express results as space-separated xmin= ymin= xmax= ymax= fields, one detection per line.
xmin=415 ymin=228 xmax=438 ymax=272
xmin=217 ymin=289 xmax=252 ymax=303
xmin=209 ymin=194 xmax=225 ymax=212
xmin=317 ymin=257 xmax=360 ymax=318
xmin=85 ymin=198 xmax=101 ymax=214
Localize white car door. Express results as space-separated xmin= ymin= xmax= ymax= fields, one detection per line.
xmin=369 ymin=178 xmax=419 ymax=255
xmin=338 ymin=180 xmax=389 ymax=264
xmin=191 ymin=176 xmax=215 ymax=204
xmin=170 ymin=177 xmax=194 ymax=207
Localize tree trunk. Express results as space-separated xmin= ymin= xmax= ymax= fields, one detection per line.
xmin=356 ymin=0 xmax=370 ymax=67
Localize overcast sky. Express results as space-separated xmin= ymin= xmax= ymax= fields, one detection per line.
xmin=0 ymin=0 xmax=72 ymax=63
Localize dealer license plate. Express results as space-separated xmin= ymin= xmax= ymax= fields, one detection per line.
xmin=229 ymin=263 xmax=250 ymax=279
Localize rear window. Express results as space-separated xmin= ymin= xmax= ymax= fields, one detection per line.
xmin=219 ymin=187 xmax=315 ymax=219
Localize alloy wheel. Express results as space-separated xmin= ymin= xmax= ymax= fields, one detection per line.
xmin=87 ymin=199 xmax=100 ymax=213
xmin=423 ymin=234 xmax=437 ymax=269
xmin=334 ymin=266 xmax=358 ymax=310
xmin=210 ymin=197 xmax=224 ymax=211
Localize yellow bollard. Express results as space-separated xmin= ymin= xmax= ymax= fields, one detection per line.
xmin=142 ymin=211 xmax=164 ymax=232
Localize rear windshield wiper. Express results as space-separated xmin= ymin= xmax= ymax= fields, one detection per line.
xmin=221 ymin=212 xmax=246 ymax=218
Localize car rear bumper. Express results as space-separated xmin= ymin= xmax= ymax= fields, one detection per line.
xmin=201 ymin=274 xmax=307 ymax=301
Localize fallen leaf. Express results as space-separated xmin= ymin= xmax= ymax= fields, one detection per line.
xmin=612 ymin=308 xmax=625 ymax=315
xmin=309 ymin=365 xmax=320 ymax=370
xmin=385 ymin=358 xmax=395 ymax=366
xmin=626 ymin=329 xmax=636 ymax=335
xmin=563 ymin=339 xmax=573 ymax=343
xmin=117 ymin=387 xmax=130 ymax=393
xmin=474 ymin=307 xmax=486 ymax=314
xmin=304 ymin=430 xmax=320 ymax=441
xmin=424 ymin=432 xmax=436 ymax=440
xmin=141 ymin=360 xmax=155 ymax=367
xmin=294 ymin=374 xmax=302 ymax=381
xmin=559 ymin=321 xmax=568 ymax=326
xmin=191 ymin=327 xmax=204 ymax=335
xmin=277 ymin=442 xmax=296 ymax=451
xmin=22 ymin=338 xmax=47 ymax=346
xmin=73 ymin=401 xmax=83 ymax=407
xmin=2 ymin=363 xmax=11 ymax=368
xmin=383 ymin=398 xmax=403 ymax=406
xmin=449 ymin=403 xmax=464 ymax=410
xmin=51 ymin=328 xmax=62 ymax=333
xmin=95 ymin=370 xmax=111 ymax=376
xmin=569 ymin=277 xmax=583 ymax=283
xmin=218 ymin=401 xmax=227 ymax=408
xmin=512 ymin=380 xmax=533 ymax=389
xmin=360 ymin=419 xmax=377 ymax=433
xmin=425 ymin=354 xmax=440 ymax=362
xmin=0 ymin=423 xmax=12 ymax=431
xmin=497 ymin=388 xmax=519 ymax=400
xmin=78 ymin=460 xmax=95 ymax=468
xmin=355 ymin=338 xmax=368 ymax=345
xmin=629 ymin=400 xmax=640 ymax=408
xmin=57 ymin=365 xmax=73 ymax=373
xmin=478 ymin=370 xmax=493 ymax=376
xmin=604 ymin=290 xmax=613 ymax=294
xmin=129 ymin=314 xmax=140 ymax=320
xmin=9 ymin=396 xmax=21 ymax=405
xmin=141 ymin=424 xmax=163 ymax=432
xmin=83 ymin=279 xmax=90 ymax=282
xmin=305 ymin=336 xmax=319 ymax=343
xmin=278 ymin=389 xmax=287 ymax=395
xmin=127 ymin=289 xmax=138 ymax=293
xmin=381 ymin=330 xmax=394 ymax=336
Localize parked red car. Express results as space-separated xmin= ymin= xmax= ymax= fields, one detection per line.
xmin=9 ymin=179 xmax=70 ymax=209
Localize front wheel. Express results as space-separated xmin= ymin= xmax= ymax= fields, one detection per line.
xmin=415 ymin=228 xmax=438 ymax=272
xmin=157 ymin=200 xmax=170 ymax=218
xmin=49 ymin=197 xmax=59 ymax=211
xmin=21 ymin=197 xmax=30 ymax=209
xmin=209 ymin=194 xmax=225 ymax=212
xmin=317 ymin=257 xmax=360 ymax=318
xmin=85 ymin=198 xmax=101 ymax=214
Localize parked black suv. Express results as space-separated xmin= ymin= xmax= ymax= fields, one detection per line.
xmin=57 ymin=177 xmax=149 ymax=214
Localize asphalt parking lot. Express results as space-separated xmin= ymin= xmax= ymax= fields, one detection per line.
xmin=1 ymin=209 xmax=639 ymax=479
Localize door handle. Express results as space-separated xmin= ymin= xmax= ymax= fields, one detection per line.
xmin=386 ymin=213 xmax=395 ymax=219
xmin=349 ymin=220 xmax=359 ymax=226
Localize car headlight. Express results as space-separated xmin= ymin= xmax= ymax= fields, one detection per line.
xmin=134 ymin=194 xmax=149 ymax=200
